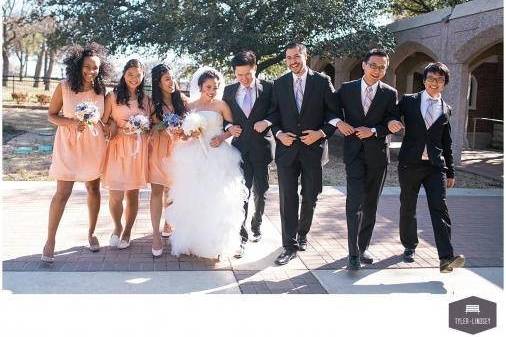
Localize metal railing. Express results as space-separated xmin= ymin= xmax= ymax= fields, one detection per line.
xmin=471 ymin=117 xmax=503 ymax=149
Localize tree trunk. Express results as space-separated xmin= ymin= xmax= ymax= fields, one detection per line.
xmin=33 ymin=43 xmax=45 ymax=88
xmin=2 ymin=47 xmax=9 ymax=86
xmin=44 ymin=48 xmax=55 ymax=91
xmin=257 ymin=54 xmax=285 ymax=75
xmin=17 ymin=50 xmax=25 ymax=80
xmin=24 ymin=52 xmax=28 ymax=77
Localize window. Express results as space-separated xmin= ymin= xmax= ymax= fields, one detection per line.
xmin=468 ymin=74 xmax=478 ymax=110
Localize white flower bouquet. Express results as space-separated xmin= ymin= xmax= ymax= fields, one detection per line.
xmin=75 ymin=101 xmax=100 ymax=137
xmin=123 ymin=113 xmax=151 ymax=156
xmin=181 ymin=112 xmax=208 ymax=156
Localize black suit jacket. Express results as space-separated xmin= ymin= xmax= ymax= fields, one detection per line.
xmin=266 ymin=69 xmax=338 ymax=166
xmin=393 ymin=91 xmax=455 ymax=178
xmin=223 ymin=79 xmax=274 ymax=164
xmin=336 ymin=79 xmax=397 ymax=166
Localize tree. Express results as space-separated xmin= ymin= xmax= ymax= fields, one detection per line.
xmin=47 ymin=0 xmax=396 ymax=76
xmin=389 ymin=0 xmax=471 ymax=18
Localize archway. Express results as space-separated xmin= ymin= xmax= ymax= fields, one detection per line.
xmin=466 ymin=43 xmax=503 ymax=149
xmin=394 ymin=52 xmax=435 ymax=95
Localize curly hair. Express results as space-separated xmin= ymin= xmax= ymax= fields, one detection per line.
xmin=151 ymin=64 xmax=186 ymax=120
xmin=113 ymin=59 xmax=146 ymax=109
xmin=62 ymin=42 xmax=112 ymax=95
xmin=197 ymin=70 xmax=220 ymax=88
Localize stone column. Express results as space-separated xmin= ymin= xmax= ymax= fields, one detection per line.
xmin=444 ymin=62 xmax=469 ymax=165
xmin=333 ymin=57 xmax=356 ymax=89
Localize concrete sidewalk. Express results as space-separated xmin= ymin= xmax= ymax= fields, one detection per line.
xmin=2 ymin=181 xmax=503 ymax=294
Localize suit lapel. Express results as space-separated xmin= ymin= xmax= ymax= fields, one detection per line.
xmin=365 ymin=81 xmax=384 ymax=118
xmin=299 ymin=69 xmax=315 ymax=116
xmin=413 ymin=92 xmax=426 ymax=127
xmin=229 ymin=82 xmax=248 ymax=120
xmin=428 ymin=99 xmax=450 ymax=130
xmin=249 ymin=79 xmax=263 ymax=118
xmin=353 ymin=80 xmax=366 ymax=116
xmin=285 ymin=73 xmax=299 ymax=116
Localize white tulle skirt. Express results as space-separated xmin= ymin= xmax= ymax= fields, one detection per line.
xmin=165 ymin=137 xmax=247 ymax=259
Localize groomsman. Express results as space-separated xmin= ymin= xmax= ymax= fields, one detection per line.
xmin=223 ymin=50 xmax=274 ymax=258
xmin=255 ymin=42 xmax=338 ymax=265
xmin=335 ymin=49 xmax=397 ymax=270
xmin=388 ymin=62 xmax=465 ymax=273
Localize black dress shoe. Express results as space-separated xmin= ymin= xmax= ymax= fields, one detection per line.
xmin=234 ymin=242 xmax=246 ymax=259
xmin=251 ymin=233 xmax=262 ymax=242
xmin=275 ymin=249 xmax=297 ymax=265
xmin=298 ymin=241 xmax=307 ymax=251
xmin=347 ymin=256 xmax=361 ymax=270
xmin=440 ymin=255 xmax=465 ymax=273
xmin=359 ymin=250 xmax=374 ymax=264
xmin=403 ymin=248 xmax=415 ymax=263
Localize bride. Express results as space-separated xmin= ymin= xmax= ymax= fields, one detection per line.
xmin=165 ymin=67 xmax=247 ymax=260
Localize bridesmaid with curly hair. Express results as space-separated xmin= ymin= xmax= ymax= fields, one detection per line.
xmin=102 ymin=59 xmax=151 ymax=250
xmin=42 ymin=42 xmax=113 ymax=262
xmin=148 ymin=64 xmax=188 ymax=256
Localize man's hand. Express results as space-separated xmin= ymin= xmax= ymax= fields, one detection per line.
xmin=229 ymin=125 xmax=242 ymax=137
xmin=355 ymin=126 xmax=374 ymax=139
xmin=254 ymin=120 xmax=269 ymax=133
xmin=447 ymin=178 xmax=455 ymax=188
xmin=210 ymin=134 xmax=225 ymax=147
xmin=336 ymin=121 xmax=355 ymax=136
xmin=277 ymin=132 xmax=297 ymax=146
xmin=300 ymin=130 xmax=323 ymax=145
xmin=388 ymin=120 xmax=404 ymax=133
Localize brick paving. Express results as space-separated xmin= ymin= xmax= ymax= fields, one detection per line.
xmin=2 ymin=181 xmax=503 ymax=294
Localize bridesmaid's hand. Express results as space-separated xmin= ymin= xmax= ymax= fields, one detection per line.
xmin=76 ymin=121 xmax=86 ymax=132
xmin=109 ymin=121 xmax=119 ymax=139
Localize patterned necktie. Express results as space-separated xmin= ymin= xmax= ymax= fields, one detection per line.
xmin=295 ymin=77 xmax=303 ymax=112
xmin=242 ymin=87 xmax=253 ymax=117
xmin=363 ymin=85 xmax=374 ymax=114
xmin=424 ymin=97 xmax=439 ymax=129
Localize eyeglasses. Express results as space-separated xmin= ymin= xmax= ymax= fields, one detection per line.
xmin=367 ymin=63 xmax=387 ymax=71
xmin=425 ymin=77 xmax=446 ymax=84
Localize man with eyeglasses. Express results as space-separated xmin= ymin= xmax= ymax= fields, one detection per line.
xmin=388 ymin=62 xmax=465 ymax=273
xmin=335 ymin=48 xmax=398 ymax=270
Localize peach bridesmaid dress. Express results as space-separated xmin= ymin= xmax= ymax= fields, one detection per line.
xmin=49 ymin=80 xmax=106 ymax=182
xmin=102 ymin=94 xmax=151 ymax=190
xmin=148 ymin=106 xmax=177 ymax=187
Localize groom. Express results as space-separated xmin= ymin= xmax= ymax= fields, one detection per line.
xmin=255 ymin=42 xmax=338 ymax=265
xmin=223 ymin=50 xmax=274 ymax=258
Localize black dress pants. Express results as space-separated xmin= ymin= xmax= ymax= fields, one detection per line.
xmin=398 ymin=161 xmax=454 ymax=260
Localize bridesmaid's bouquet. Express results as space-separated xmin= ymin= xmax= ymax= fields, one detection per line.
xmin=125 ymin=114 xmax=151 ymax=135
xmin=181 ymin=112 xmax=208 ymax=156
xmin=157 ymin=112 xmax=183 ymax=133
xmin=75 ymin=101 xmax=100 ymax=137
xmin=124 ymin=113 xmax=151 ymax=157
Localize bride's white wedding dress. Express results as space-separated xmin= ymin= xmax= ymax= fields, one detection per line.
xmin=165 ymin=110 xmax=247 ymax=259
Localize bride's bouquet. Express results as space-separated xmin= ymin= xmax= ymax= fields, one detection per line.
xmin=75 ymin=101 xmax=100 ymax=138
xmin=181 ymin=112 xmax=208 ymax=156
xmin=123 ymin=113 xmax=151 ymax=156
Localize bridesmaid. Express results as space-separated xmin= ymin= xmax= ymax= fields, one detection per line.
xmin=148 ymin=64 xmax=187 ymax=256
xmin=102 ymin=59 xmax=151 ymax=249
xmin=42 ymin=42 xmax=112 ymax=262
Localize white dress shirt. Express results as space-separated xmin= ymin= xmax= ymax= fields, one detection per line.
xmin=360 ymin=77 xmax=380 ymax=110
xmin=235 ymin=81 xmax=257 ymax=108
xmin=420 ymin=90 xmax=443 ymax=160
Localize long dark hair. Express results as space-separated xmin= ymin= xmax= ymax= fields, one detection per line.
xmin=113 ymin=59 xmax=145 ymax=109
xmin=62 ymin=42 xmax=112 ymax=95
xmin=151 ymin=64 xmax=186 ymax=120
